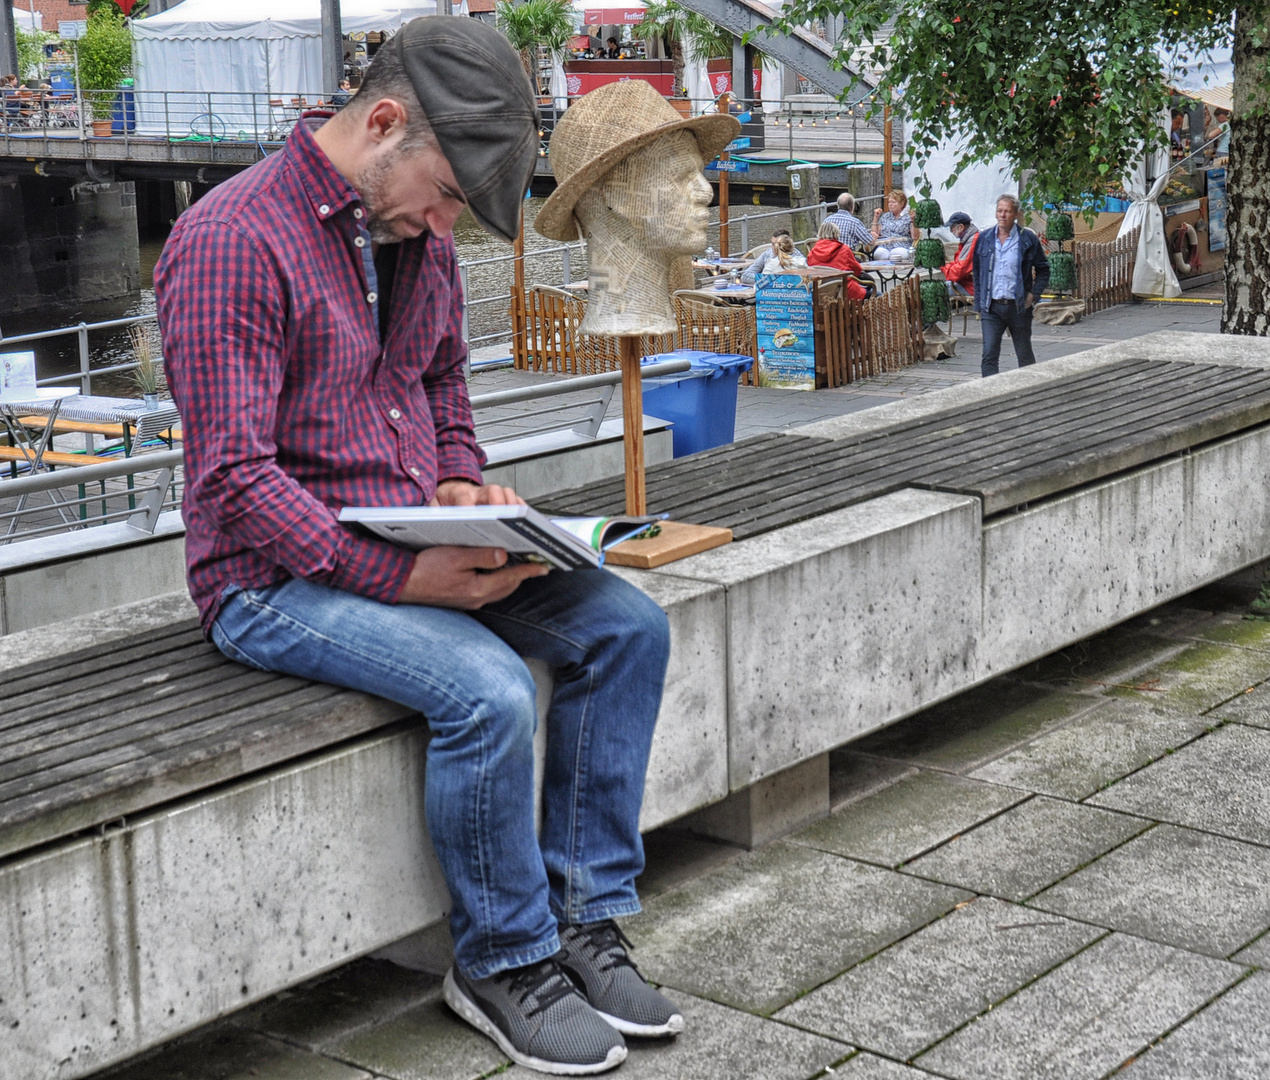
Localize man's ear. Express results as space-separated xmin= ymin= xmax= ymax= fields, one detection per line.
xmin=362 ymin=97 xmax=408 ymax=145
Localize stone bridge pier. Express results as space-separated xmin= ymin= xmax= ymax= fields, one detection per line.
xmin=0 ymin=172 xmax=141 ymax=318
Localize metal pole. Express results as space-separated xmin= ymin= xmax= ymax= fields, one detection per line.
xmin=0 ymin=4 xmax=15 ymax=83
xmin=77 ymin=324 xmax=91 ymax=396
xmin=718 ymin=93 xmax=730 ymax=256
xmin=561 ymin=246 xmax=571 ymax=287
xmin=320 ymin=0 xmax=342 ymax=101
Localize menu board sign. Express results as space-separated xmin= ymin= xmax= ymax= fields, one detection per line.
xmin=755 ymin=273 xmax=816 ymax=389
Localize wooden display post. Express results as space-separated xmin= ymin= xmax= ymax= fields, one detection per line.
xmin=605 ymin=337 xmax=733 ymax=569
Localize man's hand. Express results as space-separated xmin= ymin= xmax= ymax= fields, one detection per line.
xmin=1024 ymin=294 xmax=1035 ymax=310
xmin=431 ymin=479 xmax=525 ymax=507
xmin=398 ymin=545 xmax=548 ymax=608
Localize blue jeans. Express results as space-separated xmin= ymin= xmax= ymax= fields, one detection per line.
xmin=211 ymin=570 xmax=670 ymax=979
xmin=981 ymin=298 xmax=1037 ymax=377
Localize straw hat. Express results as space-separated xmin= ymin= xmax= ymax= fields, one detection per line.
xmin=536 ymin=81 xmax=741 ymax=242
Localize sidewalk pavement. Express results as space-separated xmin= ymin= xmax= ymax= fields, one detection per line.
xmin=99 ymin=295 xmax=1270 ymax=1080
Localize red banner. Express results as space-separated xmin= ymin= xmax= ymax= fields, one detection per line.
xmin=581 ymin=8 xmax=647 ymax=24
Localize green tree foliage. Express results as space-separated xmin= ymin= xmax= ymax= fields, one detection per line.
xmin=632 ymin=1 xmax=734 ymax=96
xmin=14 ymin=27 xmax=57 ymax=83
xmin=768 ymin=0 xmax=1237 ymax=211
xmin=496 ymin=0 xmax=575 ymax=96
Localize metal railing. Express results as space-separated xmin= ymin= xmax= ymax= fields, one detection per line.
xmin=1 ymin=313 xmax=157 ymax=397
xmin=0 ymin=449 xmax=181 ymax=545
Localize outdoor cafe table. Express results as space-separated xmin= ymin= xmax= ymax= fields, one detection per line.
xmin=860 ymin=262 xmax=944 ymax=294
xmin=15 ymin=395 xmax=181 ymax=456
xmin=0 ymin=387 xmax=80 ymax=535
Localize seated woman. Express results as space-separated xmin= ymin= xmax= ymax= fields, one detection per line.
xmin=871 ymin=190 xmax=918 ymax=260
xmin=757 ymin=233 xmax=808 ymax=275
xmin=806 ymin=222 xmax=870 ymax=300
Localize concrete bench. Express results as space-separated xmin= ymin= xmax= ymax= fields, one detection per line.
xmin=7 ymin=331 xmax=1270 ymax=1078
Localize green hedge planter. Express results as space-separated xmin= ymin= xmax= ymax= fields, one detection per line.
xmin=921 ymin=279 xmax=951 ymax=323
xmin=915 ymin=238 xmax=946 ymax=269
xmin=1050 ymin=252 xmax=1077 ymax=293
xmin=913 ymin=198 xmax=944 ymax=230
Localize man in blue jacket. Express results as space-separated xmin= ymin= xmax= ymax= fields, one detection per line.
xmin=972 ymin=193 xmax=1050 ymax=377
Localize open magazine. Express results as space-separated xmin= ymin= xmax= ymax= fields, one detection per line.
xmin=338 ymin=505 xmax=663 ymax=571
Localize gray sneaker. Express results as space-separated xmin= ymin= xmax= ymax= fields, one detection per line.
xmin=558 ymin=920 xmax=685 ymax=1037
xmin=443 ymin=957 xmax=627 ymax=1075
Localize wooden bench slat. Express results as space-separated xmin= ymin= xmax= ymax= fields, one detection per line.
xmin=0 ymin=446 xmax=116 ymax=468
xmin=0 ymin=676 xmax=335 ymax=803
xmin=15 ymin=415 xmax=183 ymax=442
xmin=0 ymin=652 xmax=249 ymax=754
xmin=0 ymin=620 xmax=206 ymax=692
xmin=0 ymin=694 xmax=415 ymax=860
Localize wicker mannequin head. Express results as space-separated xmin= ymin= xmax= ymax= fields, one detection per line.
xmin=572 ymin=131 xmax=713 ymax=335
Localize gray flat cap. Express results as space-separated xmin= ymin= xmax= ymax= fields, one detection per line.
xmin=396 ymin=17 xmax=539 ymax=243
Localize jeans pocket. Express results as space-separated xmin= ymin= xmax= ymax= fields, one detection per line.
xmin=211 ymin=587 xmax=278 ymax=671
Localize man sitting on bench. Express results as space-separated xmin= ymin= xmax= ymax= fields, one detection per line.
xmin=156 ymin=18 xmax=676 ymax=1076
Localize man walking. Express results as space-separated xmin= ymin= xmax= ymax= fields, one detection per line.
xmin=972 ymin=194 xmax=1050 ymax=378
xmin=156 ymin=18 xmax=677 ymax=1076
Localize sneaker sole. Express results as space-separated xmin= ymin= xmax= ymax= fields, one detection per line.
xmin=443 ymin=969 xmax=628 ymax=1076
xmin=597 ymin=1009 xmax=685 ymax=1038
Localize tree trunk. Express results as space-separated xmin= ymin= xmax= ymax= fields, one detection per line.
xmin=520 ymin=47 xmax=541 ymax=98
xmin=1223 ymin=8 xmax=1270 ymax=333
xmin=671 ymin=38 xmax=685 ymax=98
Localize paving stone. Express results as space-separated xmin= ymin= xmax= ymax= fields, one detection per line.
xmin=1117 ymin=971 xmax=1270 ymax=1079
xmin=775 ymin=896 xmax=1100 ymax=1060
xmin=1090 ymin=723 xmax=1270 ymax=846
xmin=1102 ymin=639 xmax=1270 ymax=715
xmin=904 ymin=797 xmax=1149 ymax=901
xmin=326 ymin=997 xmax=507 ymax=1080
xmin=1011 ymin=630 xmax=1190 ymax=694
xmin=1117 ymin=603 xmax=1220 ymax=640
xmin=848 ymin=680 xmax=1098 ymax=773
xmin=1231 ymin=930 xmax=1270 ymax=967
xmin=969 ymin=699 xmax=1210 ymax=800
xmin=625 ymin=840 xmax=970 ymax=1015
xmin=638 ymin=828 xmax=745 ymax=899
xmin=234 ymin=958 xmax=442 ymax=1049
xmin=792 ymin=770 xmax=1025 ymax=867
xmin=828 ymin=749 xmax=916 ymax=810
xmin=94 ymin=1029 xmax=369 ymax=1080
xmin=1030 ymin=824 xmax=1270 ymax=958
xmin=916 ymin=932 xmax=1243 ymax=1080
xmin=1181 ymin=613 xmax=1270 ymax=654
xmin=830 ymin=1052 xmax=944 ymax=1078
xmin=504 ymin=988 xmax=849 ymax=1080
xmin=1207 ymin=678 xmax=1270 ymax=728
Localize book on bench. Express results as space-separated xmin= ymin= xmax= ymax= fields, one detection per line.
xmin=338 ymin=505 xmax=662 ymax=571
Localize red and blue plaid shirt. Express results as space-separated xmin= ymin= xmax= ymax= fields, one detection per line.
xmin=156 ymin=118 xmax=486 ymax=634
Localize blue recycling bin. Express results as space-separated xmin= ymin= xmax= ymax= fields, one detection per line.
xmin=640 ymin=350 xmax=754 ymax=458
xmin=111 ymin=86 xmax=136 ymax=134
xmin=48 ymin=67 xmax=75 ymax=92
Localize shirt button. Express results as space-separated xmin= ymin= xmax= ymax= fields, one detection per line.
xmin=354 ymin=236 xmax=366 ymax=248
xmin=353 ymin=208 xmax=364 ymax=219
xmin=366 ymin=291 xmax=378 ymax=304
xmin=389 ymin=408 xmax=401 ymax=420
xmin=409 ymin=466 xmax=421 ymax=476
xmin=318 ymin=203 xmax=330 ymax=216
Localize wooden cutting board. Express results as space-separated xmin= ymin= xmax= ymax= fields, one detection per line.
xmin=605 ymin=520 xmax=732 ymax=569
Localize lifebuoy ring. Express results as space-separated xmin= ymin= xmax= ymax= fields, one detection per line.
xmin=1171 ymin=221 xmax=1201 ymax=274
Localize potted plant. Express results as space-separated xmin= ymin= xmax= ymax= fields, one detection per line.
xmin=129 ymin=324 xmax=161 ymax=408
xmin=495 ymin=0 xmax=574 ymax=101
xmin=913 ymin=196 xmax=951 ymax=327
xmin=75 ymin=9 xmax=133 ymax=136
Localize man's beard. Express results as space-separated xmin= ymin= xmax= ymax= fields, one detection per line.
xmin=355 ymin=150 xmax=418 ymax=245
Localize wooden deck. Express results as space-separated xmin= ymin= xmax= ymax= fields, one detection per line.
xmin=538 ymin=359 xmax=1270 ymax=530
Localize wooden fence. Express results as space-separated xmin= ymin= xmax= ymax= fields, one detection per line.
xmin=814 ymin=276 xmax=925 ymax=387
xmin=512 ymin=287 xmax=759 ymax=379
xmin=1073 ymin=226 xmax=1139 ymax=316
xmin=512 ymin=275 xmax=924 ymax=390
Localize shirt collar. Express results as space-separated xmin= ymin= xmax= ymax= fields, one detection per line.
xmin=997 ymin=223 xmax=1020 ymax=244
xmin=286 ymin=115 xmax=363 ymax=223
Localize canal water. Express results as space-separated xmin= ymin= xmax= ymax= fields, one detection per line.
xmin=3 ymin=193 xmax=802 ymax=394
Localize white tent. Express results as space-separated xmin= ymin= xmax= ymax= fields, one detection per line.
xmin=131 ymin=0 xmax=435 ymax=138
xmin=11 ymin=6 xmax=41 ymax=32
